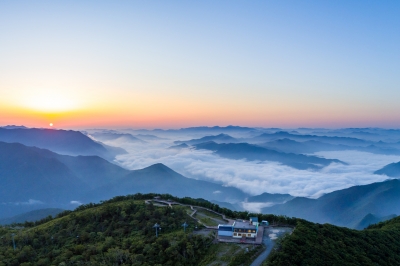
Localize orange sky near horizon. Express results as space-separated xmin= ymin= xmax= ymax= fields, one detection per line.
xmin=1 ymin=95 xmax=399 ymax=129
xmin=1 ymin=1 xmax=399 ymax=130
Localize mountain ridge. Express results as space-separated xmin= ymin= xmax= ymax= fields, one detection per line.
xmin=262 ymin=179 xmax=400 ymax=228
xmin=0 ymin=128 xmax=126 ymax=160
xmin=193 ymin=141 xmax=344 ymax=170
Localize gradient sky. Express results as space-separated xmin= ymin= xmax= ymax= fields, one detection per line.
xmin=0 ymin=1 xmax=399 ymax=129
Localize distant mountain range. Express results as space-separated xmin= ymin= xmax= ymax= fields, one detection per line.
xmin=0 ymin=128 xmax=126 ymax=160
xmin=131 ymin=126 xmax=258 ymax=138
xmin=1 ymin=125 xmax=28 ymax=129
xmin=172 ymin=131 xmax=400 ymax=159
xmin=247 ymin=193 xmax=294 ymax=203
xmin=174 ymin=133 xmax=239 ymax=145
xmin=262 ymin=179 xmax=400 ymax=228
xmin=354 ymin=213 xmax=397 ymax=230
xmin=3 ymin=125 xmax=400 ymax=231
xmin=193 ymin=141 xmax=344 ymax=170
xmin=89 ymin=132 xmax=146 ymax=144
xmin=0 ymin=141 xmax=248 ymax=219
xmin=0 ymin=208 xmax=64 ymax=225
xmin=134 ymin=134 xmax=166 ymax=140
xmin=168 ymin=143 xmax=190 ymax=150
xmin=249 ymin=131 xmax=370 ymax=146
xmin=260 ymin=138 xmax=400 ymax=155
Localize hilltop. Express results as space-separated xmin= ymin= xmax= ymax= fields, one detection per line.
xmin=2 ymin=193 xmax=400 ymax=265
xmin=0 ymin=193 xmax=292 ymax=265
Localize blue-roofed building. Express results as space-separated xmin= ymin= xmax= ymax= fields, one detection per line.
xmin=249 ymin=217 xmax=259 ymax=226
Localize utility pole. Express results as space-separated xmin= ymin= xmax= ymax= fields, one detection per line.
xmin=182 ymin=222 xmax=188 ymax=233
xmin=153 ymin=223 xmax=161 ymax=237
xmin=11 ymin=233 xmax=15 ymax=251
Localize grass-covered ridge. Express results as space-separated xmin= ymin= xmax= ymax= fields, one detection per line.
xmin=5 ymin=192 xmax=397 ymax=265
xmin=0 ymin=195 xmax=211 ymax=266
xmin=0 ymin=193 xmax=297 ymax=266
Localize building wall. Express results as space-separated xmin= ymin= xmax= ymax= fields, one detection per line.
xmin=233 ymin=232 xmax=257 ymax=238
xmin=218 ymin=231 xmax=233 ymax=237
xmin=232 ymin=228 xmax=257 ymax=238
xmin=218 ymin=225 xmax=234 ymax=237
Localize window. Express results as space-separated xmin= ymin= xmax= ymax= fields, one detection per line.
xmin=247 ymin=234 xmax=251 ymax=237
xmin=234 ymin=233 xmax=237 ymax=236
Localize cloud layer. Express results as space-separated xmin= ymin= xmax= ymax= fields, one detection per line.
xmin=111 ymin=140 xmax=400 ymax=199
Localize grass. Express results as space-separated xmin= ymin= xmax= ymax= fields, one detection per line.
xmin=197 ymin=209 xmax=226 ymax=219
xmin=198 ymin=243 xmax=259 ymax=266
xmin=194 ymin=209 xmax=228 ymax=226
xmin=197 ymin=216 xmax=219 ymax=227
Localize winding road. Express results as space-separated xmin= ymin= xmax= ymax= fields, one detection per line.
xmin=250 ymin=228 xmax=276 ymax=266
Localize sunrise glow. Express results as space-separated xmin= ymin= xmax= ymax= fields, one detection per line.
xmin=19 ymin=89 xmax=80 ymax=113
xmin=0 ymin=1 xmax=399 ymax=129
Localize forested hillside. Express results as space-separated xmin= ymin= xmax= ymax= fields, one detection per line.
xmin=3 ymin=192 xmax=400 ymax=266
xmin=0 ymin=193 xmax=296 ymax=266
xmin=265 ymin=217 xmax=400 ymax=265
xmin=0 ymin=195 xmax=213 ymax=266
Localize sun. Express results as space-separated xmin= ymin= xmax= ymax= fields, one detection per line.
xmin=49 ymin=123 xmax=53 ymax=127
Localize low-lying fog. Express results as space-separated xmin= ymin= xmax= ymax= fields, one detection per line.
xmin=88 ymin=129 xmax=400 ymax=212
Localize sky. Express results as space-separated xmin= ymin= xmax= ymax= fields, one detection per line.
xmin=1 ymin=1 xmax=399 ymax=129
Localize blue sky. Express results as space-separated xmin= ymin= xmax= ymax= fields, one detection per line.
xmin=0 ymin=1 xmax=399 ymax=128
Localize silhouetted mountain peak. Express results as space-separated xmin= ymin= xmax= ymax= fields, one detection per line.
xmin=0 ymin=128 xmax=125 ymax=160
xmin=375 ymin=162 xmax=400 ymax=177
xmin=145 ymin=163 xmax=173 ymax=172
xmin=194 ymin=141 xmax=343 ymax=170
xmin=1 ymin=125 xmax=28 ymax=129
xmin=168 ymin=143 xmax=189 ymax=150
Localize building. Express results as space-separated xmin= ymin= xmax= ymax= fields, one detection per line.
xmin=218 ymin=218 xmax=259 ymax=239
xmin=217 ymin=225 xmax=234 ymax=237
xmin=249 ymin=217 xmax=259 ymax=226
xmin=232 ymin=220 xmax=257 ymax=238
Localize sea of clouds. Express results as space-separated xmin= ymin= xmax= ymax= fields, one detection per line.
xmin=107 ymin=137 xmax=400 ymax=199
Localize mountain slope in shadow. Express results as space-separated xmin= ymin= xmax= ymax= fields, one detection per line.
xmin=261 ymin=138 xmax=400 ymax=155
xmin=262 ymin=179 xmax=400 ymax=228
xmin=193 ymin=141 xmax=344 ymax=170
xmin=0 ymin=128 xmax=126 ymax=160
xmin=0 ymin=142 xmax=248 ymax=218
xmin=85 ymin=163 xmax=248 ymax=203
xmin=375 ymin=161 xmax=400 ymax=177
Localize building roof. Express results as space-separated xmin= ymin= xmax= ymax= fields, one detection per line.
xmin=233 ymin=221 xmax=257 ymax=229
xmin=218 ymin=224 xmax=233 ymax=228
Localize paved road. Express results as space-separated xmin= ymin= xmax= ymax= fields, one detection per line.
xmin=250 ymin=227 xmax=293 ymax=266
xmin=250 ymin=227 xmax=275 ymax=266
